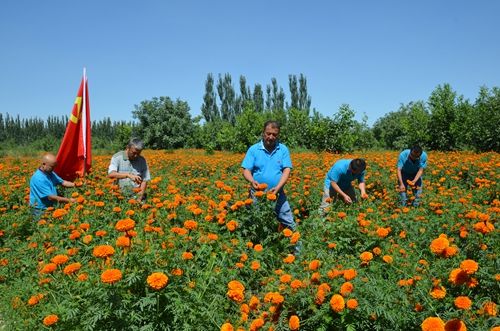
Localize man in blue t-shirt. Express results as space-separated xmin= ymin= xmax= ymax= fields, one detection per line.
xmin=30 ymin=153 xmax=76 ymax=219
xmin=397 ymin=145 xmax=427 ymax=207
xmin=320 ymin=158 xmax=368 ymax=214
xmin=241 ymin=120 xmax=295 ymax=231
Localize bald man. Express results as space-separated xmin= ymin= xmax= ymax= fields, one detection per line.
xmin=29 ymin=153 xmax=76 ymax=216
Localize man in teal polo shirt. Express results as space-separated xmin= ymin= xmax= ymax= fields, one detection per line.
xmin=30 ymin=153 xmax=76 ymax=219
xmin=397 ymin=145 xmax=427 ymax=206
xmin=108 ymin=138 xmax=151 ymax=202
xmin=320 ymin=158 xmax=368 ymax=214
xmin=241 ymin=120 xmax=295 ymax=231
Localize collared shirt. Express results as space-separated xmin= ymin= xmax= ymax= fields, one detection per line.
xmin=29 ymin=169 xmax=63 ymax=209
xmin=108 ymin=151 xmax=151 ymax=192
xmin=241 ymin=140 xmax=292 ymax=189
xmin=324 ymin=159 xmax=365 ymax=190
xmin=397 ymin=149 xmax=427 ymax=175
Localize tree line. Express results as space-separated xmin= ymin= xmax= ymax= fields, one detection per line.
xmin=0 ymin=74 xmax=498 ymax=153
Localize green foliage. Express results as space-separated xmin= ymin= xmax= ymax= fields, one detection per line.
xmin=427 ymin=84 xmax=460 ymax=150
xmin=133 ymin=96 xmax=194 ymax=150
xmin=469 ymin=86 xmax=500 ymax=152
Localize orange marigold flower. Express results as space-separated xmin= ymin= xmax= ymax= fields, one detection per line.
xmin=63 ymin=262 xmax=81 ymax=275
xmin=282 ymin=228 xmax=293 ymax=237
xmin=82 ymin=234 xmax=93 ymax=244
xmin=254 ymin=244 xmax=263 ymax=252
xmin=337 ymin=212 xmax=347 ymax=219
xmin=92 ymin=245 xmax=115 ymax=258
xmin=250 ymin=260 xmax=260 ymax=270
xmin=330 ymin=294 xmax=345 ymax=313
xmin=290 ymin=279 xmax=303 ymax=289
xmin=340 ymin=282 xmax=354 ymax=297
xmin=77 ymin=273 xmax=88 ymax=281
xmin=95 ymin=230 xmax=107 ymax=237
xmin=147 ymin=272 xmax=169 ymax=290
xmin=43 ymin=314 xmax=59 ymax=326
xmin=421 ymin=316 xmax=445 ymax=331
xmin=40 ymin=263 xmax=57 ymax=274
xmin=52 ymin=208 xmax=67 ymax=218
xmin=289 ymin=315 xmax=300 ymax=330
xmin=226 ymin=220 xmax=238 ymax=232
xmin=480 ymin=301 xmax=497 ymax=317
xmin=449 ymin=268 xmax=469 ymax=285
xmin=430 ymin=285 xmax=446 ymax=299
xmin=346 ymin=298 xmax=358 ymax=309
xmin=28 ymin=293 xmax=44 ymax=306
xmin=220 ymin=323 xmax=234 ymax=331
xmin=171 ymin=268 xmax=183 ymax=276
xmin=249 ymin=318 xmax=265 ymax=331
xmin=51 ymin=254 xmax=69 ymax=265
xmin=444 ymin=319 xmax=467 ymax=331
xmin=376 ymin=227 xmax=390 ymax=238
xmin=264 ymin=292 xmax=284 ymax=305
xmin=227 ymin=280 xmax=245 ymax=303
xmin=182 ymin=252 xmax=194 ymax=260
xmin=382 ymin=255 xmax=393 ymax=264
xmin=101 ymin=269 xmax=122 ymax=284
xmin=266 ymin=192 xmax=277 ymax=201
xmin=249 ymin=295 xmax=260 ymax=310
xmin=183 ymin=220 xmax=198 ymax=230
xmin=309 ymin=259 xmax=321 ymax=271
xmin=454 ymin=296 xmax=472 ymax=310
xmin=430 ymin=236 xmax=449 ymax=255
xmin=280 ymin=274 xmax=292 ymax=283
xmin=290 ymin=231 xmax=301 ymax=244
xmin=115 ymin=218 xmax=136 ymax=232
xmin=460 ymin=259 xmax=479 ymax=275
xmin=256 ymin=183 xmax=268 ymax=191
xmin=343 ymin=269 xmax=357 ymax=281
xmin=116 ymin=236 xmax=131 ymax=248
xmin=360 ymin=251 xmax=373 ymax=262
xmin=444 ymin=245 xmax=458 ymax=258
xmin=283 ymin=254 xmax=295 ymax=264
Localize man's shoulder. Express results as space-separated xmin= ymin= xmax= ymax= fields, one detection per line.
xmin=111 ymin=151 xmax=125 ymax=159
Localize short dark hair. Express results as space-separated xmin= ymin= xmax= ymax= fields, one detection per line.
xmin=350 ymin=158 xmax=366 ymax=173
xmin=410 ymin=145 xmax=422 ymax=155
xmin=263 ymin=120 xmax=280 ymax=132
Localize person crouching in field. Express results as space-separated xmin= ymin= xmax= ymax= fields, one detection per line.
xmin=319 ymin=158 xmax=368 ymax=215
xmin=29 ymin=153 xmax=76 ymax=220
xmin=397 ymin=145 xmax=427 ymax=207
xmin=108 ymin=138 xmax=151 ymax=202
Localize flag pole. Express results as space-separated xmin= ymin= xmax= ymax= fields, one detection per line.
xmin=82 ymin=67 xmax=87 ymax=175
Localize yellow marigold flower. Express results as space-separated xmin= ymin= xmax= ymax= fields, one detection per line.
xmin=101 ymin=269 xmax=122 ymax=284
xmin=460 ymin=259 xmax=479 ymax=275
xmin=43 ymin=314 xmax=59 ymax=326
xmin=63 ymin=262 xmax=81 ymax=275
xmin=289 ymin=315 xmax=300 ymax=330
xmin=330 ymin=294 xmax=345 ymax=313
xmin=454 ymin=296 xmax=472 ymax=310
xmin=147 ymin=272 xmax=169 ymax=290
xmin=421 ymin=316 xmax=445 ymax=331
xmin=92 ymin=245 xmax=115 ymax=258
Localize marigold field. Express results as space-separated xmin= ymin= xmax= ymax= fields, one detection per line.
xmin=0 ymin=150 xmax=498 ymax=331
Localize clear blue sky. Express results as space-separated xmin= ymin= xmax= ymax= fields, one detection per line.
xmin=1 ymin=0 xmax=499 ymax=126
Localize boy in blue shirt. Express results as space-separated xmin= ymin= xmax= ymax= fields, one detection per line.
xmin=320 ymin=158 xmax=368 ymax=214
xmin=397 ymin=145 xmax=427 ymax=206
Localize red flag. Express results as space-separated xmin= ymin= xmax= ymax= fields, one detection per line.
xmin=55 ymin=69 xmax=92 ymax=181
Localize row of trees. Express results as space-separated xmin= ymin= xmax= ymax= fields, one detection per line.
xmin=0 ymin=114 xmax=135 ymax=152
xmin=1 ymin=74 xmax=498 ymax=153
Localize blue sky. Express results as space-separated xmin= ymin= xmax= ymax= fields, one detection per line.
xmin=1 ymin=0 xmax=499 ymax=126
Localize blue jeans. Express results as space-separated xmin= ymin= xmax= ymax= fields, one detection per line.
xmin=31 ymin=207 xmax=45 ymax=222
xmin=250 ymin=189 xmax=296 ymax=231
xmin=400 ymin=173 xmax=423 ymax=206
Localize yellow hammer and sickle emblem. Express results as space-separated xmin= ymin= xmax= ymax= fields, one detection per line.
xmin=70 ymin=96 xmax=82 ymax=124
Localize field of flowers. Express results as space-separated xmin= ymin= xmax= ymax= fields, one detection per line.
xmin=0 ymin=150 xmax=498 ymax=331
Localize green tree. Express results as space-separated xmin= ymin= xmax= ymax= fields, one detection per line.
xmin=216 ymin=73 xmax=236 ymax=124
xmin=372 ymin=109 xmax=408 ymax=149
xmin=469 ymin=86 xmax=500 ymax=152
xmin=132 ymin=96 xmax=193 ymax=149
xmin=201 ymin=73 xmax=219 ymax=123
xmin=298 ymin=74 xmax=311 ymax=114
xmin=427 ymin=83 xmax=459 ymax=150
xmin=288 ymin=75 xmax=299 ymax=109
xmin=253 ymin=84 xmax=264 ymax=113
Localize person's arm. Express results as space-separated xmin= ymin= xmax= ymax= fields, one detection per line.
xmin=137 ymin=181 xmax=148 ymax=201
xmin=48 ymin=195 xmax=76 ymax=204
xmin=108 ymin=171 xmax=142 ymax=184
xmin=269 ymin=167 xmax=291 ymax=194
xmin=359 ymin=182 xmax=368 ymax=199
xmin=242 ymin=168 xmax=260 ymax=190
xmin=411 ymin=168 xmax=424 ymax=185
xmin=397 ymin=167 xmax=406 ymax=192
xmin=61 ymin=180 xmax=75 ymax=188
xmin=331 ymin=181 xmax=351 ymax=204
